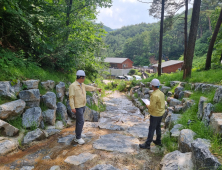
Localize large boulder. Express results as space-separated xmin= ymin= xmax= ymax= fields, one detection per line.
xmin=23 ymin=128 xmax=46 ymax=144
xmin=0 ymin=120 xmax=19 ymax=136
xmin=41 ymin=92 xmax=57 ymax=109
xmin=160 ymin=150 xmax=193 ymax=170
xmin=40 ymin=80 xmax=55 ymax=90
xmin=174 ymin=86 xmax=184 ymax=99
xmin=184 ymin=91 xmax=193 ymax=98
xmin=197 ymin=96 xmax=208 ymax=120
xmin=165 ymin=113 xmax=181 ymax=129
xmin=0 ymin=81 xmax=16 ymax=98
xmin=11 ymin=80 xmax=22 ymax=93
xmin=174 ymin=105 xmax=183 ymax=113
xmin=44 ymin=128 xmax=60 ymax=137
xmin=209 ymin=113 xmax=222 ymax=134
xmin=170 ymin=81 xmax=180 ymax=87
xmin=19 ymin=89 xmax=40 ymax=107
xmin=56 ymin=82 xmax=65 ymax=102
xmin=170 ymin=124 xmax=183 ymax=140
xmin=84 ymin=106 xmax=100 ymax=122
xmin=22 ymin=80 xmax=39 ymax=89
xmin=202 ymin=103 xmax=214 ymax=126
xmin=168 ymin=98 xmax=182 ymax=107
xmin=142 ymin=87 xmax=150 ymax=94
xmin=213 ymin=87 xmax=222 ymax=103
xmin=161 ymin=86 xmax=171 ymax=94
xmin=202 ymin=84 xmax=213 ymax=93
xmin=0 ymin=99 xmax=26 ymax=120
xmin=191 ymin=138 xmax=221 ymax=170
xmin=194 ymin=83 xmax=203 ymax=91
xmin=22 ymin=107 xmax=43 ymax=128
xmin=0 ymin=140 xmax=18 ymax=156
xmin=42 ymin=109 xmax=56 ymax=125
xmin=178 ymin=129 xmax=196 ymax=153
xmin=66 ymin=100 xmax=76 ymax=119
xmin=55 ymin=121 xmax=64 ymax=129
xmin=56 ymin=102 xmax=68 ymax=123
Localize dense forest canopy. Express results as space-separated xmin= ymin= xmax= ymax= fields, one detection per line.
xmin=0 ymin=0 xmax=111 ymax=80
xmin=101 ymin=3 xmax=221 ymax=67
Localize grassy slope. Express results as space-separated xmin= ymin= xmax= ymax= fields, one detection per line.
xmin=142 ymin=68 xmax=222 ymax=85
xmin=143 ymin=68 xmax=222 ymax=162
xmin=0 ymin=63 xmax=76 ymax=83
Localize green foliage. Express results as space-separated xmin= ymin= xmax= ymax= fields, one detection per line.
xmin=214 ymin=102 xmax=222 ymax=112
xmin=39 ymin=85 xmax=48 ymax=95
xmin=87 ymin=102 xmax=106 ymax=112
xmin=129 ymin=69 xmax=136 ymax=75
xmin=40 ymin=102 xmax=48 ymax=112
xmin=134 ymin=93 xmax=139 ymax=98
xmin=56 ymin=113 xmax=62 ymax=121
xmin=0 ymin=96 xmax=15 ymax=105
xmin=86 ymin=91 xmax=93 ymax=97
xmin=0 ymin=0 xmax=111 ymax=79
xmin=164 ymin=81 xmax=171 ymax=87
xmin=7 ymin=116 xmax=23 ymax=130
xmin=162 ymin=131 xmax=178 ymax=153
xmin=117 ymin=81 xmax=127 ymax=92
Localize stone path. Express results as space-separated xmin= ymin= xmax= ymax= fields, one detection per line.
xmin=0 ymin=91 xmax=163 ymax=170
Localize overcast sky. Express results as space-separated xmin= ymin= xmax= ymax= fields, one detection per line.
xmin=96 ymin=0 xmax=192 ymax=29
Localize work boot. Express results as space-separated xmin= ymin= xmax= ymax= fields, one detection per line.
xmin=153 ymin=140 xmax=162 ymax=147
xmin=139 ymin=143 xmax=150 ymax=149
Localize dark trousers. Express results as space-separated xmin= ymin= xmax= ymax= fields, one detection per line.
xmin=75 ymin=106 xmax=85 ymax=139
xmin=146 ymin=115 xmax=162 ymax=145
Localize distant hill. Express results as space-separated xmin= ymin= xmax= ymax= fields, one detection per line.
xmin=103 ymin=25 xmax=113 ymax=32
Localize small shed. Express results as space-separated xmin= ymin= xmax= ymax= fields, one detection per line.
xmin=104 ymin=58 xmax=133 ymax=69
xmin=152 ymin=60 xmax=183 ymax=73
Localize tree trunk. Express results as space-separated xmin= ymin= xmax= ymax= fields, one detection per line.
xmin=66 ymin=0 xmax=73 ymax=26
xmin=183 ymin=0 xmax=188 ymax=72
xmin=220 ymin=53 xmax=222 ymax=63
xmin=158 ymin=0 xmax=165 ymax=76
xmin=66 ymin=0 xmax=73 ymax=40
xmin=200 ymin=23 xmax=203 ymax=38
xmin=208 ymin=16 xmax=212 ymax=32
xmin=205 ymin=8 xmax=222 ymax=70
xmin=183 ymin=0 xmax=201 ymax=79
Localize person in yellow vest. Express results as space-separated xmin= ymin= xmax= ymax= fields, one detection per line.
xmin=69 ymin=70 xmax=101 ymax=145
xmin=139 ymin=78 xmax=165 ymax=149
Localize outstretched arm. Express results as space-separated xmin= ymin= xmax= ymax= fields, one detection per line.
xmin=85 ymin=85 xmax=101 ymax=92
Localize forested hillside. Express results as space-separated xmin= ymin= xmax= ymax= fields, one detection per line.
xmin=0 ymin=0 xmax=112 ymax=82
xmin=102 ymin=3 xmax=221 ymax=67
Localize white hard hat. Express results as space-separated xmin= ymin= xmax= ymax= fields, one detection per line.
xmin=151 ymin=79 xmax=160 ymax=86
xmin=76 ymin=70 xmax=85 ymax=76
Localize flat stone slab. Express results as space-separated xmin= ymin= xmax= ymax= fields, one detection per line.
xmin=20 ymin=166 xmax=34 ymax=170
xmin=93 ymin=133 xmax=139 ymax=153
xmin=84 ymin=122 xmax=99 ymax=128
xmin=90 ymin=164 xmax=120 ymax=170
xmin=58 ymin=135 xmax=75 ymax=145
xmin=64 ymin=153 xmax=97 ymax=165
xmin=98 ymin=123 xmax=126 ymax=131
xmin=127 ymin=123 xmax=149 ymax=138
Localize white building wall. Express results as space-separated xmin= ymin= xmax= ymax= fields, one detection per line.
xmin=106 ymin=68 xmax=131 ymax=76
